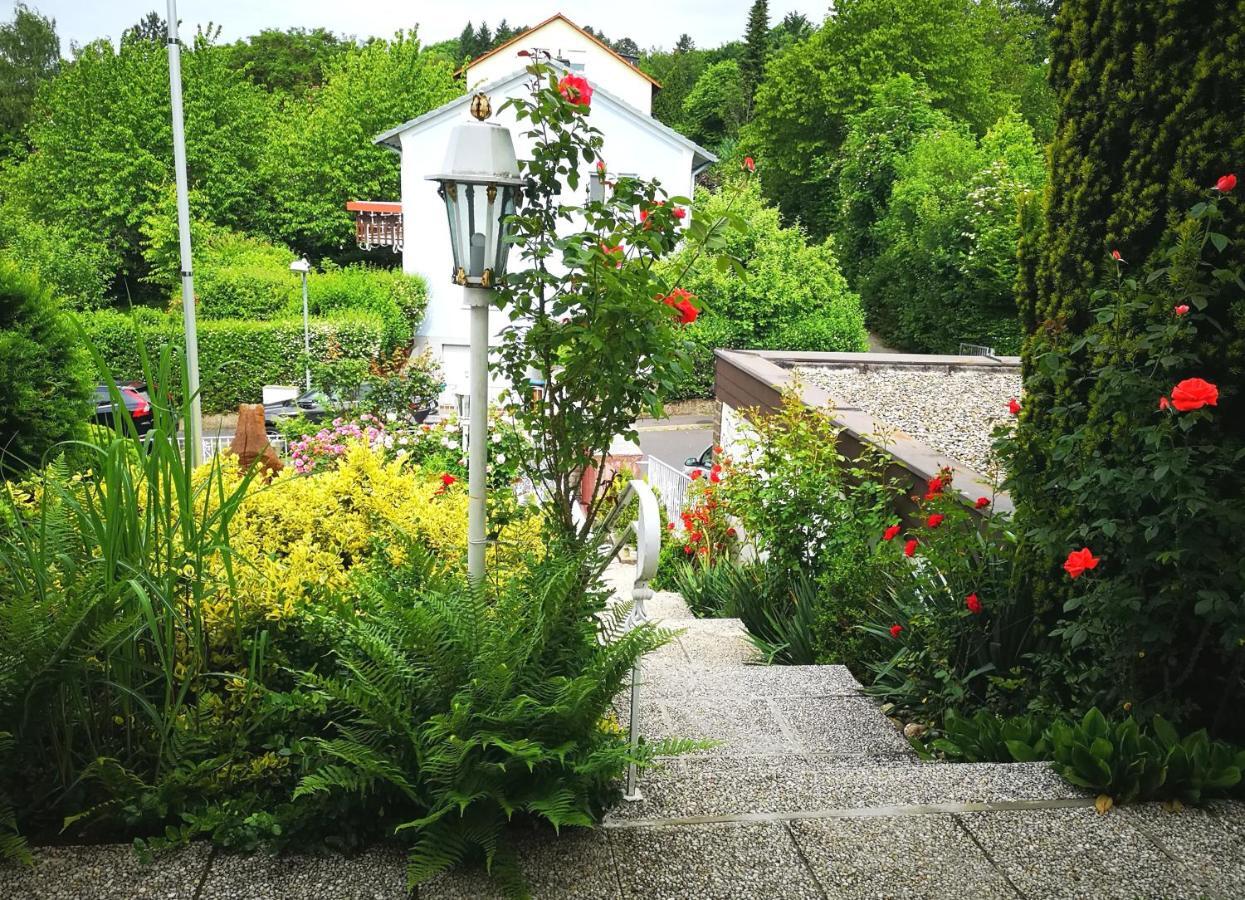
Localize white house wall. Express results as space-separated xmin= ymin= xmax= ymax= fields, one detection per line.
xmin=399 ymin=76 xmax=696 ymax=404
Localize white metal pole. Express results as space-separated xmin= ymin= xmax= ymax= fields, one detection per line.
xmin=466 ymin=288 xmax=490 ymax=582
xmin=301 ymin=271 xmax=311 ymax=391
xmin=166 ymin=0 xmax=202 ymax=466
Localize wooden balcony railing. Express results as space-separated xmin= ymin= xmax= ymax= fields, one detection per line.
xmin=346 ymin=200 xmax=403 ymax=252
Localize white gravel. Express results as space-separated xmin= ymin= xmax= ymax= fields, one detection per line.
xmin=794 ymin=365 xmax=1022 ymax=477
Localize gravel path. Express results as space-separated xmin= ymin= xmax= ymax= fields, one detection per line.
xmin=795 ymin=365 xmax=1021 ymax=477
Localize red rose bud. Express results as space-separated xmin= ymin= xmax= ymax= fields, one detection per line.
xmin=596 ymin=159 xmax=606 ymax=174
xmin=1063 ymin=547 xmax=1101 ymax=580
xmin=1216 ymin=173 xmax=1237 ymax=192
xmin=690 ymin=469 xmax=702 ymax=480
xmin=883 ymin=524 xmax=901 ymax=541
xmin=743 ymin=156 xmax=756 ymax=173
xmin=966 ymin=593 xmax=982 ymax=614
xmin=1008 ymin=397 xmax=1022 ymax=415
xmin=904 ymin=539 xmax=919 ymax=558
xmin=927 ymin=513 xmax=944 ymax=528
xmin=1170 ymin=377 xmax=1219 ymax=412
xmin=889 ymin=624 xmax=903 ymax=639
xmin=1174 ymin=304 xmax=1190 ymax=316
xmin=1158 ymin=396 xmax=1170 ymax=411
xmin=975 ymin=497 xmax=990 ymax=509
xmin=1111 ymin=249 xmax=1124 ymax=261
xmin=673 ymin=206 xmax=686 ymax=220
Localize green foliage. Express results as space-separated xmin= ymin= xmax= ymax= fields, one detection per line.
xmin=226 ymin=27 xmax=349 ymax=97
xmin=294 ymin=548 xmax=691 ymax=891
xmin=0 ymin=732 xmax=29 ymax=865
xmin=8 ymin=33 xmax=273 ymax=288
xmin=1011 ymin=2 xmax=1245 ymax=735
xmin=660 ymin=182 xmax=868 ymax=398
xmin=865 ymin=112 xmax=1046 ymax=352
xmin=258 ymin=31 xmax=458 ymax=260
xmin=309 ymin=263 xmax=427 ymax=349
xmin=747 ymin=0 xmax=1051 ymax=237
xmin=741 ymin=0 xmax=769 ymax=113
xmin=0 ymin=259 xmax=93 ymax=472
xmin=680 ymin=60 xmax=746 ymax=148
xmin=1001 ymin=196 xmax=1245 ymax=734
xmin=0 ymin=205 xmax=113 ymax=310
xmin=923 ymin=708 xmax=1051 ymax=763
xmin=80 ymin=309 xmax=386 ymax=413
xmin=0 ymin=2 xmax=59 ymax=157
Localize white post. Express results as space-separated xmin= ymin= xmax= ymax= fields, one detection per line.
xmin=466 ymin=288 xmax=490 ymax=582
xmin=301 ymin=271 xmax=310 ymax=391
xmin=165 ymin=0 xmax=202 ymax=466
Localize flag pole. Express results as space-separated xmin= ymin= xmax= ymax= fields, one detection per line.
xmin=166 ymin=0 xmax=203 ymax=465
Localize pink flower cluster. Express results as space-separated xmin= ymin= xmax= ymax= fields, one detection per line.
xmin=289 ymin=414 xmax=386 ymax=474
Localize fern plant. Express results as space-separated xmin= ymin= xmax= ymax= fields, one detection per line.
xmin=294 ymin=547 xmax=694 ymax=895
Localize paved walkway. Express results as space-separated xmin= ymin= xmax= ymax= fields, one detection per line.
xmin=5 ymin=576 xmax=1245 ymax=898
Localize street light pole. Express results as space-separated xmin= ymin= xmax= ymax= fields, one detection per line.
xmin=165 ymin=0 xmax=202 ymax=465
xmin=465 ymin=288 xmax=490 ymax=581
xmin=290 ymin=258 xmax=312 ymax=391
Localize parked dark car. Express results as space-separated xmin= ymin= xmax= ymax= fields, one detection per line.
xmin=93 ymin=383 xmax=153 ymax=435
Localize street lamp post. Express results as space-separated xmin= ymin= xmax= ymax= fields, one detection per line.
xmin=426 ymin=95 xmax=523 ymax=583
xmin=290 ymin=258 xmax=312 ymax=391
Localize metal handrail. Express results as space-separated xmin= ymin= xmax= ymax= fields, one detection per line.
xmin=590 ymin=478 xmax=660 ymax=801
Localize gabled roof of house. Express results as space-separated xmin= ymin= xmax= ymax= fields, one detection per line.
xmin=373 ymin=65 xmax=717 ymax=169
xmin=454 ymin=13 xmax=661 ymax=89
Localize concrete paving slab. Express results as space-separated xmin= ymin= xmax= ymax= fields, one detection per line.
xmin=641 ymin=664 xmax=863 ymax=700
xmin=653 ymin=696 xmax=801 ymax=758
xmin=199 ymin=845 xmax=408 ymax=900
xmin=772 ymin=696 xmax=916 ymax=761
xmin=609 ymin=821 xmax=823 ymax=899
xmin=643 ymin=590 xmax=695 ymax=621
xmin=674 ymin=619 xmax=760 ymax=668
xmin=420 ymin=827 xmax=620 ymax=900
xmin=1117 ymin=802 xmax=1245 ymax=898
xmin=789 ymin=814 xmax=1021 ymax=899
xmin=958 ymin=806 xmax=1214 ymax=899
xmin=0 ymin=842 xmax=211 ymax=900
xmin=606 ymin=760 xmax=1084 ymax=822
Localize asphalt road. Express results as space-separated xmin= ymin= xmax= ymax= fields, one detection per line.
xmin=635 ymin=416 xmax=713 ymax=469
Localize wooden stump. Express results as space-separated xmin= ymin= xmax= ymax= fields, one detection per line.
xmin=231 ymin=404 xmax=283 ymax=476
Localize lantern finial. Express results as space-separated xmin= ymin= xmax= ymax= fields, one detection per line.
xmin=470 ymin=93 xmax=491 ymax=121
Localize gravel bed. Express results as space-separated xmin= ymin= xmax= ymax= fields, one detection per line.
xmin=795 ymin=365 xmax=1022 ymax=477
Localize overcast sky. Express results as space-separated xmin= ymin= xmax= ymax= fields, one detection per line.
xmin=20 ymin=2 xmax=830 ymax=55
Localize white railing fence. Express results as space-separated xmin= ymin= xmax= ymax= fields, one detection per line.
xmin=638 ymin=455 xmax=693 ymax=525
xmin=177 ymin=434 xmax=287 ymax=461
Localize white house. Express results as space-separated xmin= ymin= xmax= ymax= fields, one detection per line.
xmin=365 ymin=13 xmax=716 ymax=403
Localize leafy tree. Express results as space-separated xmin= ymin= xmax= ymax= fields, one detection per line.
xmin=6 ymin=33 xmax=273 ymax=293
xmin=1008 ymin=0 xmax=1245 ymax=699
xmin=613 ymin=37 xmax=640 ymax=58
xmin=681 ymin=60 xmax=746 ymax=147
xmin=741 ymin=0 xmax=769 ymax=114
xmin=746 ymin=0 xmax=1045 ymax=237
xmin=662 ymin=181 xmax=869 ymax=398
xmin=866 ymin=113 xmax=1045 ymax=352
xmin=0 ymin=258 xmax=92 ymax=472
xmin=258 ymin=31 xmax=458 ymax=261
xmin=0 ymin=2 xmax=59 ymax=156
xmin=835 ymin=75 xmax=952 ymax=286
xmin=640 ymin=47 xmax=708 ymax=127
xmin=227 ymin=27 xmax=348 ymax=96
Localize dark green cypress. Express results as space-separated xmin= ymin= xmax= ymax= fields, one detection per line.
xmin=742 ymin=0 xmax=769 ymax=114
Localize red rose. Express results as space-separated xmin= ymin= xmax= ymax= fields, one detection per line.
xmin=1170 ymin=378 xmax=1219 ymax=412
xmin=714 ymin=445 xmax=723 ymax=454
xmin=1111 ymin=249 xmax=1123 ymax=262
xmin=690 ymin=530 xmax=702 ymax=542
xmin=726 ymin=527 xmax=737 ymax=538
xmin=1063 ymin=547 xmax=1101 ymax=580
xmin=675 ymin=296 xmax=699 ymax=325
xmin=904 ymin=539 xmax=919 ymax=558
xmin=1158 ymin=396 xmax=1170 ymax=411
xmin=666 ymin=522 xmax=675 ymax=531
xmin=557 ymin=74 xmax=593 ymax=107
xmin=709 ymin=469 xmax=722 ymax=483
xmin=965 ymin=593 xmax=982 ymax=614
xmin=927 ymin=476 xmax=944 ymax=495
xmin=883 ymin=524 xmax=901 ymax=541
xmin=889 ymin=624 xmax=903 ymax=639
xmin=440 ymin=472 xmax=456 ymax=487
xmin=975 ymin=497 xmax=990 ymax=509
xmin=596 ymin=159 xmax=606 ymax=174
xmin=926 ymin=513 xmax=944 ymax=528
xmin=672 ymin=207 xmax=686 ymax=220
xmin=1174 ymin=304 xmax=1190 ymax=317
xmin=1216 ymin=173 xmax=1237 ymax=192
xmin=1008 ymin=397 xmax=1022 ymax=415
xmin=683 ymin=544 xmax=694 ymax=555
xmin=690 ymin=469 xmax=702 ymax=481
xmin=743 ymin=156 xmax=755 ymax=172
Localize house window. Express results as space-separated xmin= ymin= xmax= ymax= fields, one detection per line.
xmin=589 ymin=172 xmax=605 ymax=203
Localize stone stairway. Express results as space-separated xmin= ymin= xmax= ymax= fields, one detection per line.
xmin=7 ymin=575 xmax=1245 ymax=899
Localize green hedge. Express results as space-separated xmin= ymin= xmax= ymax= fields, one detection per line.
xmin=80 ymin=309 xmax=386 ymax=413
